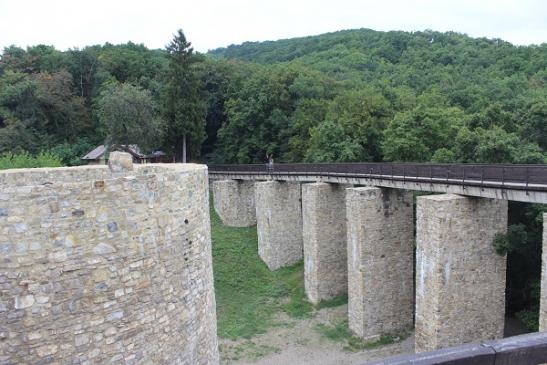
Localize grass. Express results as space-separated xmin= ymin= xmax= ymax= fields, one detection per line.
xmin=314 ymin=320 xmax=408 ymax=352
xmin=221 ymin=341 xmax=281 ymax=362
xmin=211 ymin=201 xmax=313 ymax=339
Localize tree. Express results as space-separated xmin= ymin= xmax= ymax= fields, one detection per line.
xmin=382 ymin=103 xmax=467 ymax=162
xmin=164 ymin=29 xmax=207 ymax=162
xmin=96 ymin=82 xmax=165 ymax=152
xmin=305 ymin=120 xmax=364 ymax=162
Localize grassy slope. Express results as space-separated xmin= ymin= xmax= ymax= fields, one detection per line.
xmin=211 ymin=202 xmax=312 ymax=339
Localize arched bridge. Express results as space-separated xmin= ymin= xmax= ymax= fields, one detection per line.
xmin=208 ymin=162 xmax=547 ymax=203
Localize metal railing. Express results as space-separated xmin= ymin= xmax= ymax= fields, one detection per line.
xmin=363 ymin=331 xmax=547 ymax=365
xmin=208 ymin=163 xmax=547 ymax=191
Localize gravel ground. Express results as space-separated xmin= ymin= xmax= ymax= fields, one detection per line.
xmin=219 ymin=304 xmax=414 ymax=365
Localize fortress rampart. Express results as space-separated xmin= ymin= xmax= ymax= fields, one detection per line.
xmin=0 ymin=160 xmax=218 ymax=364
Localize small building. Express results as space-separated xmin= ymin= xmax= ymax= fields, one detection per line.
xmin=81 ymin=145 xmax=171 ymax=165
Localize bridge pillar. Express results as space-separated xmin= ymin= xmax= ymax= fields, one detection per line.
xmin=540 ymin=213 xmax=547 ymax=331
xmin=255 ymin=181 xmax=303 ymax=270
xmin=415 ymin=194 xmax=507 ymax=353
xmin=212 ymin=179 xmax=256 ymax=227
xmin=302 ymin=183 xmax=349 ymax=304
xmin=346 ymin=187 xmax=414 ymax=340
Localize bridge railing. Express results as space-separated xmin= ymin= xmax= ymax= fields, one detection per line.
xmin=208 ymin=163 xmax=547 ymax=190
xmin=362 ymin=331 xmax=547 ymax=365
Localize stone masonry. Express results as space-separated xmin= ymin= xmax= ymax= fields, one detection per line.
xmin=540 ymin=213 xmax=547 ymax=331
xmin=346 ymin=187 xmax=414 ymax=340
xmin=302 ymin=183 xmax=349 ymax=304
xmin=255 ymin=181 xmax=303 ymax=271
xmin=212 ymin=179 xmax=256 ymax=227
xmin=415 ymin=194 xmax=507 ymax=353
xmin=0 ymin=159 xmax=219 ymax=364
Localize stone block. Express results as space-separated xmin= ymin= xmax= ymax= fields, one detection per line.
xmin=212 ymin=179 xmax=256 ymax=227
xmin=540 ymin=213 xmax=547 ymax=331
xmin=108 ymin=151 xmax=133 ymax=172
xmin=302 ymin=183 xmax=349 ymax=304
xmin=346 ymin=187 xmax=414 ymax=340
xmin=415 ymin=194 xmax=507 ymax=353
xmin=255 ymin=181 xmax=303 ymax=270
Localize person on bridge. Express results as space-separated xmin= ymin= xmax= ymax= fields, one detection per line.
xmin=267 ymin=154 xmax=274 ymax=173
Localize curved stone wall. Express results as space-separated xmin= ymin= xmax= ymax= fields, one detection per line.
xmin=0 ymin=164 xmax=218 ymax=364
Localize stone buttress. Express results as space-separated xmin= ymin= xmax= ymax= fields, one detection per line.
xmin=255 ymin=181 xmax=303 ymax=270
xmin=302 ymin=183 xmax=349 ymax=304
xmin=346 ymin=187 xmax=414 ymax=340
xmin=212 ymin=179 xmax=256 ymax=227
xmin=540 ymin=213 xmax=547 ymax=331
xmin=415 ymin=194 xmax=507 ymax=353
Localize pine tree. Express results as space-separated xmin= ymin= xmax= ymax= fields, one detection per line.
xmin=164 ymin=29 xmax=206 ymax=162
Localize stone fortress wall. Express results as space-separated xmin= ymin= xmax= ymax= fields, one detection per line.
xmin=0 ymin=156 xmax=219 ymax=364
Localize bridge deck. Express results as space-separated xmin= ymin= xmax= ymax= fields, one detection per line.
xmin=208 ymin=163 xmax=547 ymax=204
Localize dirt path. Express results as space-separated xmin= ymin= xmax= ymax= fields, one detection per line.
xmin=219 ymin=305 xmax=414 ymax=365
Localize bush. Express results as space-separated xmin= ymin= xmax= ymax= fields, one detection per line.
xmin=516 ymin=309 xmax=539 ymax=332
xmin=50 ymin=138 xmax=95 ymax=166
xmin=492 ymin=224 xmax=528 ymax=256
xmin=0 ymin=151 xmax=63 ymax=170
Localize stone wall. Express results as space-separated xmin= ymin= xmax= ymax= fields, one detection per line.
xmin=212 ymin=180 xmax=256 ymax=227
xmin=0 ymin=162 xmax=219 ymax=364
xmin=302 ymin=183 xmax=349 ymax=304
xmin=415 ymin=194 xmax=507 ymax=353
xmin=346 ymin=187 xmax=414 ymax=340
xmin=540 ymin=213 xmax=547 ymax=331
xmin=255 ymin=181 xmax=303 ymax=270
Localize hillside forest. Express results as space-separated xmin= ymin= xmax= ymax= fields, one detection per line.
xmin=0 ymin=28 xmax=546 ymax=329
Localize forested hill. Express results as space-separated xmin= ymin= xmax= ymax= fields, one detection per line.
xmin=209 ymin=28 xmax=546 ymax=78
xmin=209 ymin=28 xmax=547 ymax=96
xmin=209 ymin=28 xmax=546 ymax=165
xmin=1 ymin=28 xmax=546 ymax=166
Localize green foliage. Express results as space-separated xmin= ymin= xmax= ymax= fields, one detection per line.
xmin=515 ymin=309 xmax=539 ymax=332
xmin=382 ymin=103 xmax=467 ymax=162
xmin=96 ymin=82 xmax=165 ymax=153
xmin=0 ymin=151 xmax=62 ymax=169
xmin=492 ymin=224 xmax=529 ymax=256
xmin=50 ymin=138 xmax=95 ymax=166
xmin=2 ymin=29 xmax=545 ymax=165
xmin=163 ymin=29 xmax=207 ymax=160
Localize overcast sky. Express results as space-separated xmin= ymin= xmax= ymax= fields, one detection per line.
xmin=0 ymin=0 xmax=546 ymax=53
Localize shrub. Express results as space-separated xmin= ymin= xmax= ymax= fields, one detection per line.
xmin=0 ymin=151 xmax=63 ymax=170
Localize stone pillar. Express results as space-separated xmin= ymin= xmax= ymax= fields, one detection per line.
xmin=212 ymin=179 xmax=256 ymax=227
xmin=346 ymin=187 xmax=414 ymax=340
xmin=255 ymin=181 xmax=303 ymax=270
xmin=540 ymin=213 xmax=547 ymax=331
xmin=415 ymin=194 xmax=507 ymax=353
xmin=302 ymin=183 xmax=349 ymax=304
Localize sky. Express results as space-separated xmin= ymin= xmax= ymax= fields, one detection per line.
xmin=0 ymin=0 xmax=546 ymax=53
